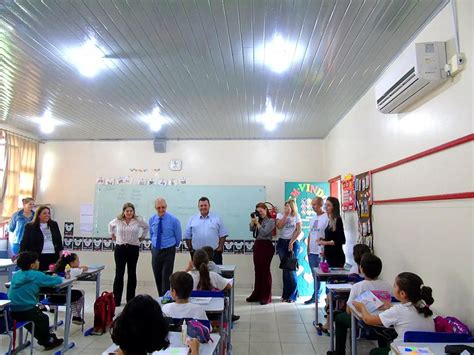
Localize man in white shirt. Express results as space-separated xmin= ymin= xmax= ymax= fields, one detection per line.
xmin=184 ymin=197 xmax=228 ymax=265
xmin=305 ymin=197 xmax=329 ymax=305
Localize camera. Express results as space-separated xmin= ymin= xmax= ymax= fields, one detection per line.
xmin=250 ymin=210 xmax=260 ymax=219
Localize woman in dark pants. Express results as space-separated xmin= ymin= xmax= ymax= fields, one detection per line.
xmin=20 ymin=205 xmax=63 ymax=271
xmin=246 ymin=202 xmax=276 ymax=305
xmin=318 ymin=197 xmax=346 ymax=267
xmin=108 ymin=203 xmax=148 ymax=306
xmin=276 ymin=199 xmax=302 ymax=303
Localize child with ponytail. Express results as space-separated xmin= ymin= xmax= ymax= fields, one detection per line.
xmin=187 ymin=249 xmax=232 ymax=291
xmin=353 ymin=272 xmax=435 ymax=355
xmin=51 ymin=252 xmax=88 ymax=324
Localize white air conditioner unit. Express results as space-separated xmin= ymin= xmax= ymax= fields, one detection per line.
xmin=375 ymin=42 xmax=447 ymax=114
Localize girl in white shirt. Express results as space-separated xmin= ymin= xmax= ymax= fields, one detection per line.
xmin=52 ymin=252 xmax=89 ymax=324
xmin=353 ymin=272 xmax=435 ymax=355
xmin=187 ymin=249 xmax=232 ymax=291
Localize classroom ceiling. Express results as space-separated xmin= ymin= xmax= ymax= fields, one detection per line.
xmin=0 ymin=0 xmax=448 ymax=140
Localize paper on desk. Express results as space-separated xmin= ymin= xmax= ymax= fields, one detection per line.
xmin=190 ymin=297 xmax=212 ymax=305
xmin=396 ymin=346 xmax=433 ymax=354
xmin=349 ymin=290 xmax=383 ymax=316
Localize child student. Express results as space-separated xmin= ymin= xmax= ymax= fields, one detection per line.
xmin=349 ymin=244 xmax=371 ymax=275
xmin=185 ymin=246 xmax=222 ymax=274
xmin=188 ymin=249 xmax=232 ymax=291
xmin=162 ymin=271 xmax=208 ymax=321
xmin=327 ymin=253 xmax=392 ymax=355
xmin=111 ymin=294 xmax=200 ymax=355
xmin=8 ymin=251 xmax=64 ymax=350
xmin=52 ymin=252 xmax=88 ymax=324
xmin=353 ymin=272 xmax=435 ymax=355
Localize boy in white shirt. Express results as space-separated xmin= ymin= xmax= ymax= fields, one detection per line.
xmin=329 ymin=253 xmax=392 ymax=355
xmin=162 ymin=272 xmax=208 ymax=321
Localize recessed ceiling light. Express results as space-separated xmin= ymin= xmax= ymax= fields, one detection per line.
xmin=257 ymin=98 xmax=285 ymax=131
xmin=31 ymin=110 xmax=62 ymax=134
xmin=257 ymin=34 xmax=303 ymax=74
xmin=66 ymin=38 xmax=109 ymax=78
xmin=141 ymin=107 xmax=170 ymax=132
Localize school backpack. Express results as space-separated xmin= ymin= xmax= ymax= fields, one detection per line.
xmin=92 ymin=291 xmax=116 ymax=334
xmin=186 ymin=319 xmax=212 ymax=343
xmin=435 ymin=316 xmax=472 ymax=335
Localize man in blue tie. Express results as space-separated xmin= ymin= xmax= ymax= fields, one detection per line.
xmin=149 ymin=198 xmax=182 ymax=296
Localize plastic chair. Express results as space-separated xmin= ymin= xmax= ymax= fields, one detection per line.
xmin=0 ymin=293 xmax=34 ymax=355
xmin=404 ymin=331 xmax=474 ymax=343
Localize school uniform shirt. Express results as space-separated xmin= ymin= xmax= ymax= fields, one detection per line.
xmin=188 ymin=270 xmax=232 ymax=291
xmin=149 ymin=212 xmax=182 ymax=250
xmin=276 ymin=213 xmax=302 ymax=240
xmin=308 ymin=213 xmax=329 ymax=254
xmin=379 ymin=302 xmax=435 ymax=342
xmin=184 ymin=213 xmax=228 ymax=250
xmin=162 ymin=302 xmax=209 ymax=320
xmin=108 ymin=217 xmax=149 ymax=246
xmin=347 ymin=279 xmax=392 ymax=304
xmin=40 ymin=223 xmax=55 ymax=254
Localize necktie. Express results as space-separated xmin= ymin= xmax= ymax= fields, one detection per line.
xmin=156 ymin=217 xmax=163 ymax=250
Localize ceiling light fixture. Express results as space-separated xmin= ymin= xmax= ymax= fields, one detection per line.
xmin=257 ymin=98 xmax=285 ymax=131
xmin=66 ymin=38 xmax=108 ymax=78
xmin=31 ymin=110 xmax=62 ymax=134
xmin=141 ymin=107 xmax=170 ymax=132
xmin=257 ymin=34 xmax=302 ymax=74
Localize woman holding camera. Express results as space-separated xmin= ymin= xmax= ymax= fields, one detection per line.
xmin=276 ymin=199 xmax=302 ymax=303
xmin=246 ymin=203 xmax=276 ymax=305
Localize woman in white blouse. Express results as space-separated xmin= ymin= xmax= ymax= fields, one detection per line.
xmin=108 ymin=203 xmax=148 ymax=306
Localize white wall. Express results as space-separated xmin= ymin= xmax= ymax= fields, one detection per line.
xmin=36 ymin=139 xmax=325 ymax=288
xmin=325 ymin=1 xmax=474 ymax=326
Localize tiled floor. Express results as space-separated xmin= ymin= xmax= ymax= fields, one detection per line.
xmin=0 ymin=283 xmax=378 ymax=354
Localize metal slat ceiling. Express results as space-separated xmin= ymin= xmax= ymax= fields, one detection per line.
xmin=0 ymin=0 xmax=448 ymax=140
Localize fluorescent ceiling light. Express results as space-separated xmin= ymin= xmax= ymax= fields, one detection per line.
xmin=141 ymin=107 xmax=170 ymax=132
xmin=257 ymin=34 xmax=303 ymax=73
xmin=66 ymin=38 xmax=109 ymax=78
xmin=257 ymin=98 xmax=285 ymax=131
xmin=31 ymin=110 xmax=63 ymax=134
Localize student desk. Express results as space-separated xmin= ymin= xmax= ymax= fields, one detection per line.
xmin=77 ymin=265 xmax=105 ymax=300
xmin=326 ymin=283 xmax=353 ymax=352
xmin=347 ymin=303 xmax=383 ymax=355
xmin=78 ymin=266 xmax=105 ymax=336
xmin=390 ymin=342 xmax=474 ymax=354
xmin=158 ymin=296 xmax=226 ymax=355
xmin=0 ymin=259 xmax=16 ymax=282
xmin=5 ymin=277 xmax=77 ymax=355
xmin=313 ymin=267 xmax=351 ymax=325
xmin=102 ymin=332 xmax=221 ymax=355
xmin=218 ymin=264 xmax=236 ymax=318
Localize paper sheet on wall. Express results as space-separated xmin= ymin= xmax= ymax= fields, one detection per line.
xmin=80 ymin=203 xmax=94 ymax=236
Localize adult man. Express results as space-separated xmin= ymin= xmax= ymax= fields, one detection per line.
xmin=305 ymin=197 xmax=329 ymax=305
xmin=184 ymin=197 xmax=240 ymax=322
xmin=149 ymin=198 xmax=182 ymax=296
xmin=184 ymin=197 xmax=227 ymax=265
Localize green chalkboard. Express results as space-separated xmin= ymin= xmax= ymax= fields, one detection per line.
xmin=93 ymin=185 xmax=266 ymax=240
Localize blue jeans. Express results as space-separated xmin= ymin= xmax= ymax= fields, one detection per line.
xmin=308 ymin=253 xmax=325 ymax=301
xmin=276 ymin=239 xmax=299 ymax=301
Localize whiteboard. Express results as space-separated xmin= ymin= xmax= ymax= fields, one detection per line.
xmin=93 ymin=185 xmax=266 ymax=240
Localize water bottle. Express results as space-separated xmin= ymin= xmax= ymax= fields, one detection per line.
xmin=65 ymin=264 xmax=71 ymax=279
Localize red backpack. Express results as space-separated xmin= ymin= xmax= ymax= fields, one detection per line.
xmin=92 ymin=292 xmax=116 ymax=334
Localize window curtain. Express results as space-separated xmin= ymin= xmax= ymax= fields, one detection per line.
xmin=0 ymin=130 xmax=39 ymax=218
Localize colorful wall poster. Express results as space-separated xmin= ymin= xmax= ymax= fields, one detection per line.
xmin=285 ymin=182 xmax=330 ymax=297
xmin=355 ymin=172 xmax=373 ymax=250
xmin=342 ymin=174 xmax=356 ymax=212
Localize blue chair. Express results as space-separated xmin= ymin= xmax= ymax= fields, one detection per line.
xmin=404 ymin=331 xmax=474 ymax=343
xmin=0 ymin=292 xmax=34 ymax=355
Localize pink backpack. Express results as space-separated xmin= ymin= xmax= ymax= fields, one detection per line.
xmin=434 ymin=316 xmax=472 ymax=335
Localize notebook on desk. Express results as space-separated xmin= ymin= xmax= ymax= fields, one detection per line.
xmin=348 ymin=290 xmax=383 ymax=317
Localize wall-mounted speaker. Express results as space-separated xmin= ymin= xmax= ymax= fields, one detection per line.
xmin=153 ymin=138 xmax=166 ymax=153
